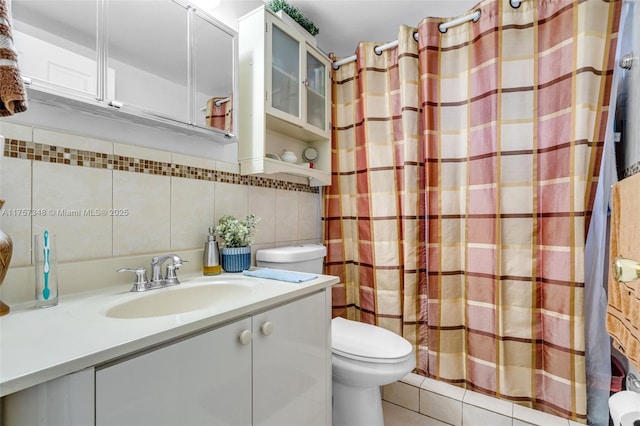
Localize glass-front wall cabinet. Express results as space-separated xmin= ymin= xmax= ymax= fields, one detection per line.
xmin=270 ymin=24 xmax=300 ymax=120
xmin=239 ymin=6 xmax=331 ymax=186
xmin=306 ymin=50 xmax=326 ymax=132
xmin=266 ymin=15 xmax=329 ymax=139
xmin=107 ymin=0 xmax=188 ymax=123
xmin=11 ymin=0 xmax=237 ymax=141
xmin=12 ymin=0 xmax=98 ymax=100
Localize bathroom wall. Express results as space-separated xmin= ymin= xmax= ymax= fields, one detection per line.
xmin=620 ymin=1 xmax=640 ymax=176
xmin=0 ymin=114 xmax=322 ymax=306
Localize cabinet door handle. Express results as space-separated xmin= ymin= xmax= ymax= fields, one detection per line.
xmin=261 ymin=321 xmax=274 ymax=336
xmin=239 ymin=329 xmax=252 ymax=345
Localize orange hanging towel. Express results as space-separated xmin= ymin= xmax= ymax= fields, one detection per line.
xmin=205 ymin=96 xmax=232 ymax=133
xmin=0 ymin=0 xmax=28 ymax=116
xmin=607 ymin=172 xmax=640 ymax=371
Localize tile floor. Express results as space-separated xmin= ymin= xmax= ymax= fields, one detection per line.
xmin=381 ymin=373 xmax=587 ymax=426
xmin=383 ymin=400 xmax=449 ymax=426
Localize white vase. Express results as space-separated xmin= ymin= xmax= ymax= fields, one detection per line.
xmin=281 ymin=150 xmax=297 ymax=163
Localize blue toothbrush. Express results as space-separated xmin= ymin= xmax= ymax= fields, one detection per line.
xmin=42 ymin=230 xmax=50 ymax=300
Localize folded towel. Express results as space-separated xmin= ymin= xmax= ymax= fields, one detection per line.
xmin=0 ymin=0 xmax=28 ymax=117
xmin=242 ymin=268 xmax=317 ymax=283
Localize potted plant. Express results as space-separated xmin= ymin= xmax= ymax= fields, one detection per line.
xmin=216 ymin=214 xmax=260 ymax=272
xmin=267 ymin=0 xmax=319 ymax=37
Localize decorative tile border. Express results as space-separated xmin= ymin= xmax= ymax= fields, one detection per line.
xmin=624 ymin=160 xmax=640 ymax=179
xmin=3 ymin=138 xmax=318 ymax=194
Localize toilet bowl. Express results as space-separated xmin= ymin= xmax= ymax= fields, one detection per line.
xmin=255 ymin=245 xmax=415 ymax=426
xmin=332 ymin=316 xmax=415 ymax=426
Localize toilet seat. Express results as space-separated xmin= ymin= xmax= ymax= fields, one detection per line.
xmin=331 ymin=317 xmax=413 ymax=364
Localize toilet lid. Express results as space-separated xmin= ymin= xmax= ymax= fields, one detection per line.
xmin=331 ymin=317 xmax=413 ymax=363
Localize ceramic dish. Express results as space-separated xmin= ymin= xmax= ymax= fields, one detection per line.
xmin=265 ymin=153 xmax=281 ymax=161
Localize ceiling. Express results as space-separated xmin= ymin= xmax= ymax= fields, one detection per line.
xmin=204 ymin=0 xmax=480 ymax=58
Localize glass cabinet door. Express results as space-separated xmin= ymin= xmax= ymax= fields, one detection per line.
xmin=193 ymin=11 xmax=234 ymax=132
xmin=270 ymin=23 xmax=301 ymax=121
xmin=107 ymin=0 xmax=188 ymax=122
xmin=305 ymin=51 xmax=326 ymax=132
xmin=12 ymin=0 xmax=98 ymax=99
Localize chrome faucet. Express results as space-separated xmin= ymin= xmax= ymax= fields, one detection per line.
xmin=118 ymin=254 xmax=187 ymax=292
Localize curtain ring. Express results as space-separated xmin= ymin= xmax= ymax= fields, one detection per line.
xmin=373 ymin=45 xmax=383 ymax=56
xmin=510 ymin=0 xmax=521 ymax=8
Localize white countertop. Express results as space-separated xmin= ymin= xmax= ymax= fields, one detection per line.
xmin=0 ymin=272 xmax=339 ymax=397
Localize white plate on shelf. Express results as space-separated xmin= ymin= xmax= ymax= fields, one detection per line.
xmin=265 ymin=153 xmax=281 ymax=161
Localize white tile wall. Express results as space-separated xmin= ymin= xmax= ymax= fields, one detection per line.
xmin=170 ymin=176 xmax=216 ymax=251
xmin=112 ymin=170 xmax=171 ymax=256
xmin=382 ymin=373 xmax=588 ymax=426
xmin=299 ymin=190 xmax=322 ymax=242
xmin=248 ymin=185 xmax=276 ymax=245
xmin=0 ymin=122 xmax=323 ymax=305
xmin=32 ymin=161 xmax=113 ymax=261
xmin=0 ymin=156 xmax=31 ymax=265
xmin=275 ymin=189 xmax=299 ymax=243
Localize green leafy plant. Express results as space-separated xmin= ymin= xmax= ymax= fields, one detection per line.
xmin=216 ymin=214 xmax=260 ymax=248
xmin=267 ymin=0 xmax=319 ymax=36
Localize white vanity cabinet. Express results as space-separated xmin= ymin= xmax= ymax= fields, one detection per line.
xmin=2 ymin=368 xmax=95 ymax=426
xmin=239 ymin=6 xmax=332 ymax=186
xmin=95 ymin=290 xmax=330 ymax=426
xmin=252 ymin=290 xmax=330 ymax=426
xmin=95 ymin=317 xmax=253 ymax=426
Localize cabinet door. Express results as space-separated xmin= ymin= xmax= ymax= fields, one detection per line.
xmin=12 ymin=0 xmax=99 ymax=100
xmin=107 ymin=0 xmax=189 ymax=122
xmin=96 ymin=317 xmax=252 ymax=426
xmin=305 ymin=48 xmax=329 ymax=137
xmin=193 ymin=10 xmax=235 ymax=133
xmin=3 ymin=368 xmax=95 ymax=426
xmin=252 ymin=291 xmax=330 ymax=426
xmin=267 ymin=16 xmax=304 ymax=127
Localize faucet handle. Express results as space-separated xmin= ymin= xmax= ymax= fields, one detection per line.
xmin=165 ymin=264 xmax=180 ymax=285
xmin=164 ymin=259 xmax=188 ymax=286
xmin=117 ymin=267 xmax=149 ymax=292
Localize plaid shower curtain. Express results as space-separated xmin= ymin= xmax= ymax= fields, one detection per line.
xmin=324 ymin=0 xmax=621 ymax=422
xmin=325 ymin=25 xmax=427 ymax=361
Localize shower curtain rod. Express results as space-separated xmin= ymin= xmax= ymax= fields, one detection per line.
xmin=332 ymin=0 xmax=526 ymax=70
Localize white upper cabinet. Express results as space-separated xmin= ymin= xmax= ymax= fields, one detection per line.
xmin=11 ymin=0 xmax=237 ymax=144
xmin=239 ymin=6 xmax=331 ymax=186
xmin=106 ymin=0 xmax=189 ymax=124
xmin=266 ymin=16 xmax=329 ymax=139
xmin=11 ymin=0 xmax=100 ymax=100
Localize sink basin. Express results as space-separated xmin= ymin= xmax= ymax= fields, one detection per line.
xmin=105 ymin=284 xmax=252 ymax=319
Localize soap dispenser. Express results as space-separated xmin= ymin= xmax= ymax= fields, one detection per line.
xmin=203 ymin=227 xmax=221 ymax=275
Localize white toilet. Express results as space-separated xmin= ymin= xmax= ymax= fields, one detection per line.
xmin=256 ymin=244 xmax=416 ymax=426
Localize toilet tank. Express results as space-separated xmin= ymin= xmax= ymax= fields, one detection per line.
xmin=256 ymin=244 xmax=327 ymax=274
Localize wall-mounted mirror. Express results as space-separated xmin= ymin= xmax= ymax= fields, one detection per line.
xmin=11 ymin=0 xmax=237 ymax=139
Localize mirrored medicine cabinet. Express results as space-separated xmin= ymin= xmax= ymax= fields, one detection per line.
xmin=11 ymin=0 xmax=237 ymax=144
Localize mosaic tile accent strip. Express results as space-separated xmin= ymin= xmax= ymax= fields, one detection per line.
xmin=3 ymin=138 xmax=318 ymax=194
xmin=624 ymin=160 xmax=640 ymax=179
